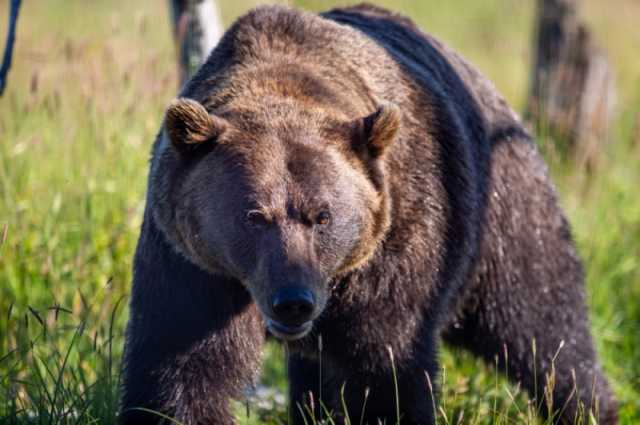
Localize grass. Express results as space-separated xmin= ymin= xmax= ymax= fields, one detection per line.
xmin=1 ymin=0 xmax=639 ymax=423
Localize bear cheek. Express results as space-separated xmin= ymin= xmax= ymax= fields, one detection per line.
xmin=172 ymin=201 xmax=208 ymax=264
xmin=178 ymin=199 xmax=241 ymax=276
xmin=335 ymin=205 xmax=383 ymax=275
xmin=208 ymin=222 xmax=256 ymax=278
xmin=320 ymin=212 xmax=364 ymax=275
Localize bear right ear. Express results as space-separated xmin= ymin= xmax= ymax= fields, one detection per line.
xmin=349 ymin=102 xmax=401 ymax=159
xmin=164 ymin=98 xmax=228 ymax=153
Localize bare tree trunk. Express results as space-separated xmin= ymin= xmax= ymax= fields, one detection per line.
xmin=169 ymin=0 xmax=223 ymax=85
xmin=527 ymin=0 xmax=615 ymax=162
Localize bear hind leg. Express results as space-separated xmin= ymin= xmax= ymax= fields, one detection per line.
xmin=443 ymin=140 xmax=618 ymax=424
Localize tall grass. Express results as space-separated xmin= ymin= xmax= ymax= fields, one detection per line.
xmin=1 ymin=0 xmax=638 ymax=424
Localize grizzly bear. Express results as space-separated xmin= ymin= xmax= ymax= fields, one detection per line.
xmin=120 ymin=4 xmax=618 ymax=425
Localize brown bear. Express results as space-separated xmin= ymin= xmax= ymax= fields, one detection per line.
xmin=120 ymin=4 xmax=618 ymax=425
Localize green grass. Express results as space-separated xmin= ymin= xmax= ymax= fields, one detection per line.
xmin=1 ymin=0 xmax=639 ymax=423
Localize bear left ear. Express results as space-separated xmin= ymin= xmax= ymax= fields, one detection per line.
xmin=351 ymin=102 xmax=401 ymax=158
xmin=165 ymin=98 xmax=228 ymax=153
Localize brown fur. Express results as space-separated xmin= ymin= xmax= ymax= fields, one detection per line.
xmin=165 ymin=98 xmax=228 ymax=148
xmin=120 ymin=4 xmax=618 ymax=425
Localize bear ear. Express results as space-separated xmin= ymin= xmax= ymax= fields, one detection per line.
xmin=351 ymin=102 xmax=401 ymax=158
xmin=165 ymin=98 xmax=228 ymax=152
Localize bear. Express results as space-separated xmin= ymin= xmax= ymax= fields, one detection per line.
xmin=119 ymin=4 xmax=618 ymax=425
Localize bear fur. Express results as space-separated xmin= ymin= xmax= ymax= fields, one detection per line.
xmin=120 ymin=4 xmax=618 ymax=424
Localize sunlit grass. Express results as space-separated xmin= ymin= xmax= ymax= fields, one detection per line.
xmin=1 ymin=0 xmax=638 ymax=424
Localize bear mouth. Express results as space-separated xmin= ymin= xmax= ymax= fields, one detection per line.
xmin=267 ymin=319 xmax=313 ymax=341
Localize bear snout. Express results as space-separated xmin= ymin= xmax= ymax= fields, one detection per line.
xmin=271 ymin=286 xmax=316 ymax=326
xmin=264 ymin=286 xmax=320 ymax=340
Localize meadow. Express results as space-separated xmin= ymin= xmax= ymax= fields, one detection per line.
xmin=0 ymin=0 xmax=638 ymax=423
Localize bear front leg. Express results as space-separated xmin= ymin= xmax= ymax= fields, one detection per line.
xmin=120 ymin=217 xmax=265 ymax=424
xmin=290 ymin=328 xmax=439 ymax=425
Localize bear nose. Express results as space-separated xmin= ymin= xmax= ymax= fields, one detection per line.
xmin=271 ymin=287 xmax=315 ymax=326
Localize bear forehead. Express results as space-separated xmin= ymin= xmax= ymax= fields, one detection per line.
xmin=223 ymin=136 xmax=351 ymax=216
xmin=215 ymin=106 xmax=343 ymax=182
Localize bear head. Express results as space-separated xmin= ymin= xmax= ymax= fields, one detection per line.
xmin=152 ymin=96 xmax=400 ymax=340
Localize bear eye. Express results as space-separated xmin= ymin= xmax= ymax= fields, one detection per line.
xmin=246 ymin=210 xmax=270 ymax=227
xmin=315 ymin=211 xmax=331 ymax=226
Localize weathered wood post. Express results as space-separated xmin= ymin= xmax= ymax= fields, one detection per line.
xmin=169 ymin=0 xmax=223 ymax=85
xmin=527 ymin=0 xmax=615 ymax=162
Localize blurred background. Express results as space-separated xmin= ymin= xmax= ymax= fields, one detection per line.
xmin=0 ymin=0 xmax=638 ymax=423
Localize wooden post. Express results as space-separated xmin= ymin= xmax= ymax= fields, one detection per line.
xmin=527 ymin=0 xmax=615 ymax=161
xmin=169 ymin=0 xmax=223 ymax=85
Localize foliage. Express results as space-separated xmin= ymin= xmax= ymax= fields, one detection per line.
xmin=1 ymin=0 xmax=638 ymax=423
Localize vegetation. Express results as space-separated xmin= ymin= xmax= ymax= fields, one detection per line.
xmin=0 ymin=0 xmax=638 ymax=423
